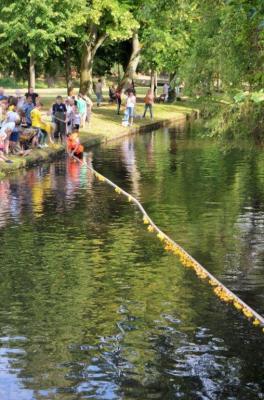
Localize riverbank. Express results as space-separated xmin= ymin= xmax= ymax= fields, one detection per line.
xmin=0 ymin=100 xmax=196 ymax=180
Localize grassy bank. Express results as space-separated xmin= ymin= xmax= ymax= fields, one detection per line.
xmin=0 ymin=92 xmax=195 ymax=180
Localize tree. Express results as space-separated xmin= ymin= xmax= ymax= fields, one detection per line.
xmin=179 ymin=0 xmax=264 ymax=95
xmin=118 ymin=32 xmax=141 ymax=90
xmin=0 ymin=0 xmax=85 ymax=89
xmin=118 ymin=0 xmax=193 ymax=90
xmin=79 ymin=0 xmax=138 ymax=95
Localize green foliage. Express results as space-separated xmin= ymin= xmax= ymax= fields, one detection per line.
xmin=180 ymin=0 xmax=264 ymax=95
xmin=0 ymin=77 xmax=24 ymax=89
xmin=139 ymin=0 xmax=192 ymax=73
xmin=0 ymin=0 xmax=86 ymax=79
xmin=210 ymin=99 xmax=264 ymax=142
xmin=84 ymin=0 xmax=138 ymax=42
xmin=234 ymin=90 xmax=264 ymax=104
xmin=251 ymin=90 xmax=264 ymax=103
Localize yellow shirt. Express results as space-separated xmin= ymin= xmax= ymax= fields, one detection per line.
xmin=31 ymin=108 xmax=46 ymax=131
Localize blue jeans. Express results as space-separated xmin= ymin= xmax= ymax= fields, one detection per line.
xmin=38 ymin=129 xmax=47 ymax=144
xmin=143 ymin=104 xmax=153 ymax=118
xmin=126 ymin=107 xmax=134 ymax=118
xmin=96 ymin=93 xmax=102 ymax=105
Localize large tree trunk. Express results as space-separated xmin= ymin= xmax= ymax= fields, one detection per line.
xmin=80 ymin=43 xmax=93 ymax=95
xmin=29 ymin=53 xmax=36 ymax=90
xmin=119 ymin=32 xmax=141 ymax=91
xmin=80 ymin=27 xmax=107 ymax=95
xmin=65 ymin=46 xmax=74 ymax=96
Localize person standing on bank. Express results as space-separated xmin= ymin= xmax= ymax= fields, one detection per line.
xmin=115 ymin=88 xmax=122 ymax=115
xmin=76 ymin=94 xmax=87 ymax=128
xmin=163 ymin=82 xmax=169 ymax=102
xmin=142 ymin=89 xmax=154 ymax=119
xmin=125 ymin=90 xmax=136 ymax=126
xmin=52 ymin=96 xmax=67 ymax=143
xmin=95 ymin=79 xmax=103 ymax=107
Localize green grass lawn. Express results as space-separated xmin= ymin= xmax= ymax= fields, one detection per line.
xmin=79 ymin=99 xmax=194 ymax=141
xmin=40 ymin=91 xmax=195 ymax=141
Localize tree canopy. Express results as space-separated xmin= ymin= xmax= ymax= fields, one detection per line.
xmin=0 ymin=0 xmax=262 ymax=99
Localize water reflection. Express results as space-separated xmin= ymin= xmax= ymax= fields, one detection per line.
xmin=0 ymin=124 xmax=263 ymax=399
xmin=0 ymin=157 xmax=92 ymax=227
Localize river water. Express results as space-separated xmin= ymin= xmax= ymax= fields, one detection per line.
xmin=0 ymin=123 xmax=263 ymax=400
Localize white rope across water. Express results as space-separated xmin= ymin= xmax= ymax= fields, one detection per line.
xmin=73 ymin=155 xmax=264 ymax=332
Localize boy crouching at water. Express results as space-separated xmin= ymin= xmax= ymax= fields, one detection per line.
xmin=67 ymin=128 xmax=84 ymax=159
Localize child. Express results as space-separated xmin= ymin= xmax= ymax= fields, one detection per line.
xmin=9 ymin=119 xmax=21 ymax=154
xmin=76 ymin=94 xmax=87 ymax=127
xmin=31 ymin=103 xmax=53 ymax=148
xmin=0 ymin=135 xmax=10 ymax=162
xmin=65 ymin=98 xmax=74 ymax=135
xmin=124 ymin=90 xmax=136 ymax=126
xmin=52 ymin=96 xmax=67 ymax=143
xmin=0 ymin=130 xmax=7 ymax=161
xmin=67 ymin=128 xmax=84 ymax=159
xmin=72 ymin=105 xmax=81 ymax=130
xmin=0 ymin=122 xmax=14 ymax=162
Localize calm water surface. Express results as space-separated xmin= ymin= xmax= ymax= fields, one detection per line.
xmin=0 ymin=124 xmax=263 ymax=399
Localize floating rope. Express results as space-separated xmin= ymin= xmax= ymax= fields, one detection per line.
xmin=72 ymin=154 xmax=264 ymax=332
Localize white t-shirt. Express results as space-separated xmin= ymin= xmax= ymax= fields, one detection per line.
xmin=1 ymin=121 xmax=15 ymax=137
xmin=126 ymin=95 xmax=136 ymax=108
xmin=66 ymin=104 xmax=73 ymax=116
xmin=73 ymin=113 xmax=81 ymax=125
xmin=6 ymin=111 xmax=19 ymax=123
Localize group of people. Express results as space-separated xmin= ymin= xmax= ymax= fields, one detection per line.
xmin=0 ymin=87 xmax=92 ymax=162
xmin=107 ymin=81 xmax=155 ymax=126
xmin=122 ymin=88 xmax=154 ymax=127
xmin=0 ymin=79 xmax=174 ymax=164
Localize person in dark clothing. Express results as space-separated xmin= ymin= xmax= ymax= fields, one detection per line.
xmin=25 ymin=87 xmax=39 ymax=106
xmin=109 ymin=85 xmax=116 ymax=103
xmin=115 ymin=88 xmax=122 ymax=115
xmin=52 ymin=96 xmax=67 ymax=143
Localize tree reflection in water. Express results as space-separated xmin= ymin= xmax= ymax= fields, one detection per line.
xmin=0 ymin=124 xmax=263 ymax=399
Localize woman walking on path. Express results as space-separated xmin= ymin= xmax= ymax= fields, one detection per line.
xmin=142 ymin=89 xmax=154 ymax=119
xmin=125 ymin=90 xmax=136 ymax=126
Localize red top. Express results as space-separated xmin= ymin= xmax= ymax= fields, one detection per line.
xmin=67 ymin=133 xmax=84 ymax=155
